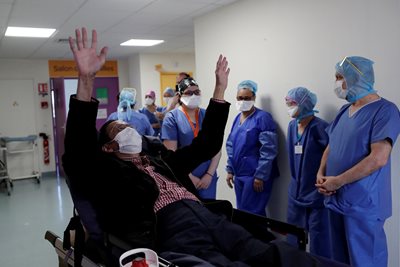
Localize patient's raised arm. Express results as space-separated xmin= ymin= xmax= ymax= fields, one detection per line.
xmin=68 ymin=27 xmax=108 ymax=101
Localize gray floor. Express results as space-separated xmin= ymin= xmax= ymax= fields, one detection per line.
xmin=0 ymin=175 xmax=73 ymax=267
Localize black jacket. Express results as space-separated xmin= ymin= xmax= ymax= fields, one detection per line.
xmin=62 ymin=96 xmax=230 ymax=248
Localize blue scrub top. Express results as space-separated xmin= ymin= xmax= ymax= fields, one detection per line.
xmin=226 ymin=107 xmax=279 ymax=181
xmin=325 ymin=98 xmax=400 ymax=219
xmin=287 ymin=117 xmax=329 ymax=207
xmin=107 ymin=111 xmax=154 ymax=136
xmin=161 ymin=107 xmax=213 ymax=178
xmin=139 ymin=106 xmax=164 ymax=137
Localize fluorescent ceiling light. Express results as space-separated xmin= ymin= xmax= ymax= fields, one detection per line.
xmin=120 ymin=39 xmax=164 ymax=46
xmin=5 ymin=26 xmax=56 ymax=38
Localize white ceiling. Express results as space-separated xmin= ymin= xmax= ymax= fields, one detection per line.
xmin=0 ymin=0 xmax=238 ymax=60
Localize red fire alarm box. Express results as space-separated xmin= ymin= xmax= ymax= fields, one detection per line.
xmin=41 ymin=101 xmax=49 ymax=109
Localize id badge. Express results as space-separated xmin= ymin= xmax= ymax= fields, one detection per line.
xmin=295 ymin=145 xmax=303 ymax=154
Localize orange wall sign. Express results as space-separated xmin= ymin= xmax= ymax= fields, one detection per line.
xmin=48 ymin=60 xmax=118 ymax=78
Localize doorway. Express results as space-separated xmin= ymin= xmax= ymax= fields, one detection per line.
xmin=50 ymin=77 xmax=120 ymax=177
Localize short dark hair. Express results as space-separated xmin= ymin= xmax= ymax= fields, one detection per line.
xmin=178 ymin=72 xmax=190 ymax=79
xmin=98 ymin=120 xmax=116 ymax=146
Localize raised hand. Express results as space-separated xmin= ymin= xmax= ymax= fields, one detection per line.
xmin=213 ymin=55 xmax=230 ymax=100
xmin=69 ymin=27 xmax=108 ymax=101
xmin=69 ymin=27 xmax=108 ymax=76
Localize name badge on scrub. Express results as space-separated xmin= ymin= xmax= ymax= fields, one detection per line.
xmin=295 ymin=145 xmax=303 ymax=154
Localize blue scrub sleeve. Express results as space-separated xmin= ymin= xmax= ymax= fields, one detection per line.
xmin=254 ymin=131 xmax=278 ymax=181
xmin=161 ymin=112 xmax=178 ymax=141
xmin=225 ymin=137 xmax=234 ymax=174
xmin=371 ymin=103 xmax=400 ymax=146
xmin=142 ymin=116 xmax=155 ymax=136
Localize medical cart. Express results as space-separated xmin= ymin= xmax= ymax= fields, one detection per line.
xmin=0 ymin=135 xmax=41 ymax=185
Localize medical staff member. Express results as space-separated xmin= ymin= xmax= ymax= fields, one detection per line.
xmin=226 ymin=80 xmax=279 ymax=216
xmin=316 ymin=56 xmax=400 ymax=267
xmin=285 ymin=87 xmax=331 ymax=258
xmin=161 ymin=87 xmax=175 ymax=112
xmin=162 ymin=78 xmax=221 ymax=199
xmin=139 ymin=90 xmax=163 ymax=137
xmin=107 ymin=88 xmax=154 ymax=136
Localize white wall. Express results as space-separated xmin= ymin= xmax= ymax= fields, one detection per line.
xmin=0 ymin=59 xmax=55 ymax=173
xmin=138 ymin=53 xmax=196 ymax=106
xmin=195 ymin=0 xmax=400 ymax=266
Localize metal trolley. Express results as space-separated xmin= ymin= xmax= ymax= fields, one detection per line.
xmin=0 ymin=135 xmax=41 ymax=189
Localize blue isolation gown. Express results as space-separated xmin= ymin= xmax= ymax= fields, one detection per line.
xmin=107 ymin=111 xmax=154 ymax=136
xmin=325 ymin=98 xmax=400 ymax=267
xmin=226 ymin=108 xmax=279 ymax=216
xmin=139 ymin=106 xmax=164 ymax=137
xmin=161 ymin=108 xmax=218 ymax=199
xmin=286 ymin=117 xmax=331 ymax=258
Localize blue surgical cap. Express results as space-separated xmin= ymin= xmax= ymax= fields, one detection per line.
xmin=286 ymin=87 xmax=318 ymax=120
xmin=118 ymin=88 xmax=137 ymax=121
xmin=164 ymin=87 xmax=174 ymax=97
xmin=237 ymin=80 xmax=258 ymax=95
xmin=335 ymin=56 xmax=376 ymax=103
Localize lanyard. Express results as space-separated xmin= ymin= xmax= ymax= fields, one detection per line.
xmin=182 ymin=107 xmax=200 ymax=138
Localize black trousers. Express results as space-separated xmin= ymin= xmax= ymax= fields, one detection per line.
xmin=156 ymin=199 xmax=280 ymax=267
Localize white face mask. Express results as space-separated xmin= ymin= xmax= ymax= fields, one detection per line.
xmin=287 ymin=105 xmax=299 ymax=118
xmin=334 ymin=80 xmax=347 ymax=99
xmin=163 ymin=97 xmax=172 ymax=106
xmin=113 ymin=127 xmax=142 ymax=154
xmin=181 ymin=95 xmax=201 ymax=109
xmin=236 ymin=100 xmax=255 ymax=112
xmin=144 ymin=98 xmax=154 ymax=105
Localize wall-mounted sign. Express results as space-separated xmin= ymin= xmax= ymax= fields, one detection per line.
xmin=38 ymin=83 xmax=48 ymax=96
xmin=96 ymin=87 xmax=108 ymax=105
xmin=97 ymin=108 xmax=108 ymax=119
xmin=48 ymin=60 xmax=118 ymax=77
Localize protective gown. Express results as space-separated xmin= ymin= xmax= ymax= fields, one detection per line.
xmin=226 ymin=107 xmax=279 ymax=216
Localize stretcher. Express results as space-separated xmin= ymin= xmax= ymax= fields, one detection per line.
xmin=44 ymin=199 xmax=309 ymax=267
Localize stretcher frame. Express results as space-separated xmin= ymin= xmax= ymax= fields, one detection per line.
xmin=45 ymin=230 xmax=176 ymax=267
xmin=45 ymin=204 xmax=308 ymax=267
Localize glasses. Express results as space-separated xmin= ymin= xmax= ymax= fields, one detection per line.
xmin=339 ymin=57 xmax=364 ymax=76
xmin=182 ymin=89 xmax=201 ymax=96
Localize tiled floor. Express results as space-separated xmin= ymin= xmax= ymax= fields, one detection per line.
xmin=0 ymin=175 xmax=73 ymax=267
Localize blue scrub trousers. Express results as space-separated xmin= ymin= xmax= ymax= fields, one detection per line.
xmin=234 ymin=176 xmax=274 ymax=216
xmin=328 ymin=210 xmax=387 ymax=267
xmin=286 ymin=201 xmax=331 ymax=258
xmin=197 ymin=175 xmax=218 ymax=200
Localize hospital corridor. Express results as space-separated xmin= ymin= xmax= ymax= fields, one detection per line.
xmin=0 ymin=0 xmax=400 ymax=267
